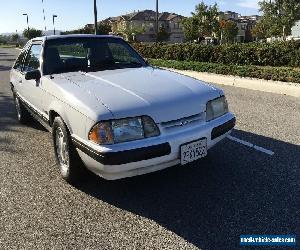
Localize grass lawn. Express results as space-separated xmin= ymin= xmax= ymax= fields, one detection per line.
xmin=0 ymin=44 xmax=18 ymax=48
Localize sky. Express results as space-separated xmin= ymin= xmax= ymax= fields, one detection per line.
xmin=0 ymin=0 xmax=260 ymax=34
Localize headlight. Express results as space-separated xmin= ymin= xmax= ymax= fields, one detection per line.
xmin=88 ymin=116 xmax=160 ymax=145
xmin=206 ymin=96 xmax=229 ymax=121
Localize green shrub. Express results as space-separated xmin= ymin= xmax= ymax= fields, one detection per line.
xmin=133 ymin=41 xmax=300 ymax=67
xmin=149 ymin=59 xmax=300 ymax=84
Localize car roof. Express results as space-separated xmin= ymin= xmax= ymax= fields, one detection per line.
xmin=31 ymin=34 xmax=122 ymax=43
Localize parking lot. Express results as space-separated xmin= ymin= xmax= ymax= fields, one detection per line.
xmin=0 ymin=47 xmax=299 ymax=249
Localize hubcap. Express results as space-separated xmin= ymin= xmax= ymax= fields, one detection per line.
xmin=55 ymin=127 xmax=69 ymax=176
xmin=15 ymin=97 xmax=21 ymax=120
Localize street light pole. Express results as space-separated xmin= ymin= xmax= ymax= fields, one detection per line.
xmin=53 ymin=15 xmax=58 ymax=35
xmin=42 ymin=0 xmax=47 ymax=31
xmin=94 ymin=0 xmax=98 ymax=35
xmin=156 ymin=0 xmax=159 ymax=41
xmin=23 ymin=13 xmax=29 ymax=32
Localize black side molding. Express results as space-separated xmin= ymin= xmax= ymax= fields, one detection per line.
xmin=211 ymin=117 xmax=236 ymax=140
xmin=72 ymin=137 xmax=171 ymax=165
xmin=16 ymin=93 xmax=52 ymax=131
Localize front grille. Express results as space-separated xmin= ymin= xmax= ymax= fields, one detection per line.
xmin=160 ymin=113 xmax=205 ymax=130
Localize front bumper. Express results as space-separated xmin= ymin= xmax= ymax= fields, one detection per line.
xmin=72 ymin=113 xmax=235 ymax=180
xmin=72 ymin=138 xmax=171 ymax=165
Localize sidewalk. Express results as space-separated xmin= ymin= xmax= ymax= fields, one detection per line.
xmin=165 ymin=68 xmax=300 ymax=98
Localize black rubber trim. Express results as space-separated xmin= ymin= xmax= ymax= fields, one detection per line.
xmin=18 ymin=96 xmax=49 ymax=124
xmin=211 ymin=117 xmax=236 ymax=140
xmin=72 ymin=137 xmax=171 ymax=165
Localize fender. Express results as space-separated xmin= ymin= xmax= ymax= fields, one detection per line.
xmin=48 ymin=99 xmax=90 ymax=139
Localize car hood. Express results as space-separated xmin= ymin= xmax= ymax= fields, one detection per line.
xmin=60 ymin=67 xmax=222 ymax=123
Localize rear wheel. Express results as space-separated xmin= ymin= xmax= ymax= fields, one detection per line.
xmin=52 ymin=116 xmax=85 ymax=183
xmin=14 ymin=94 xmax=31 ymax=124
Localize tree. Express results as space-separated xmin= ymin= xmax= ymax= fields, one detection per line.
xmin=62 ymin=26 xmax=93 ymax=35
xmin=182 ymin=2 xmax=220 ymax=42
xmin=157 ymin=26 xmax=170 ymax=42
xmin=23 ymin=28 xmax=43 ymax=40
xmin=258 ymin=0 xmax=300 ymax=39
xmin=62 ymin=22 xmax=111 ymax=35
xmin=11 ymin=33 xmax=19 ymax=42
xmin=251 ymin=20 xmax=270 ymax=40
xmin=116 ymin=24 xmax=145 ymax=42
xmin=182 ymin=17 xmax=199 ymax=42
xmin=221 ymin=20 xmax=238 ymax=43
xmin=98 ymin=22 xmax=112 ymax=35
xmin=0 ymin=35 xmax=8 ymax=44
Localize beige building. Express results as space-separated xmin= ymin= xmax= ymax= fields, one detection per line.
xmin=219 ymin=11 xmax=261 ymax=42
xmin=104 ymin=10 xmax=185 ymax=43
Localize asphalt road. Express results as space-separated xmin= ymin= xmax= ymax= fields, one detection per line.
xmin=0 ymin=47 xmax=299 ymax=250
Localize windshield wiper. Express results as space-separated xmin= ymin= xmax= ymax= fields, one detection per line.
xmin=86 ymin=63 xmax=121 ymax=72
xmin=116 ymin=61 xmax=144 ymax=68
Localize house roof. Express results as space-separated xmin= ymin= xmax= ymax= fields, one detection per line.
xmin=130 ymin=10 xmax=156 ymax=21
xmin=159 ymin=12 xmax=184 ymax=21
xmin=103 ymin=10 xmax=184 ymax=23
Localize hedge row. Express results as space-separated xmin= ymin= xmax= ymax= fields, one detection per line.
xmin=149 ymin=59 xmax=300 ymax=84
xmin=133 ymin=41 xmax=300 ymax=67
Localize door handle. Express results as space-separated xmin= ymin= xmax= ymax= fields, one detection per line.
xmin=18 ymin=80 xmax=22 ymax=83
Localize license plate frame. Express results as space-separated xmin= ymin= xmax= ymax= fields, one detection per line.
xmin=180 ymin=138 xmax=207 ymax=165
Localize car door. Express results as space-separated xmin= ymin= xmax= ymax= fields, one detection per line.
xmin=11 ymin=44 xmax=30 ymax=96
xmin=20 ymin=43 xmax=44 ymax=115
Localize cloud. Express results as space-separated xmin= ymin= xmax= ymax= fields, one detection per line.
xmin=237 ymin=0 xmax=259 ymax=9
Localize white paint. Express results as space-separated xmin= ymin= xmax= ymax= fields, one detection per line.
xmin=227 ymin=135 xmax=274 ymax=156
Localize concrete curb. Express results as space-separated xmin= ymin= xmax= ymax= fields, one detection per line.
xmin=165 ymin=68 xmax=300 ymax=98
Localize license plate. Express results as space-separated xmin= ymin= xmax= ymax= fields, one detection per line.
xmin=180 ymin=139 xmax=207 ymax=165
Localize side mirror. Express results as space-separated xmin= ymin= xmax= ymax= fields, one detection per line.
xmin=25 ymin=70 xmax=41 ymax=81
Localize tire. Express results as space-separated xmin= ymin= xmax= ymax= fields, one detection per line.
xmin=52 ymin=116 xmax=86 ymax=184
xmin=14 ymin=94 xmax=31 ymax=124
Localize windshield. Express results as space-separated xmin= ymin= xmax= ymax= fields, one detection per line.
xmin=43 ymin=37 xmax=147 ymax=75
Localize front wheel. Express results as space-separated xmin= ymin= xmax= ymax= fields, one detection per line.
xmin=14 ymin=94 xmax=31 ymax=124
xmin=52 ymin=116 xmax=85 ymax=183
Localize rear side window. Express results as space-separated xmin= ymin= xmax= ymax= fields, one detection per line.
xmin=23 ymin=44 xmax=42 ymax=72
xmin=13 ymin=51 xmax=26 ymax=71
xmin=13 ymin=43 xmax=31 ymax=71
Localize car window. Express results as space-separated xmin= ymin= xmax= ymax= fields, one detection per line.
xmin=57 ymin=43 xmax=87 ymax=58
xmin=108 ymin=43 xmax=139 ymax=64
xmin=23 ymin=44 xmax=42 ymax=72
xmin=13 ymin=43 xmax=32 ymax=71
xmin=13 ymin=51 xmax=27 ymax=71
xmin=44 ymin=37 xmax=147 ymax=75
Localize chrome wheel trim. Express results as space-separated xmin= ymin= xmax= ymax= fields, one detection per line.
xmin=55 ymin=127 xmax=69 ymax=176
xmin=15 ymin=97 xmax=21 ymax=120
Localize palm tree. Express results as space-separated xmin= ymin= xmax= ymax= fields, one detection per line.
xmin=94 ymin=0 xmax=98 ymax=35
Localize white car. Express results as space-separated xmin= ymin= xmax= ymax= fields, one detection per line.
xmin=10 ymin=35 xmax=235 ymax=182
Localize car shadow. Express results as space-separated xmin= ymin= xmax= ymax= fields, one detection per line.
xmin=0 ymin=54 xmax=15 ymax=57
xmin=0 ymin=58 xmax=16 ymax=62
xmin=74 ymin=130 xmax=299 ymax=249
xmin=0 ymin=90 xmax=48 ymax=134
xmin=0 ymin=65 xmax=11 ymax=71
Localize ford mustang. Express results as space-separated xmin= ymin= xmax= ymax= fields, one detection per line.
xmin=10 ymin=35 xmax=235 ymax=182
